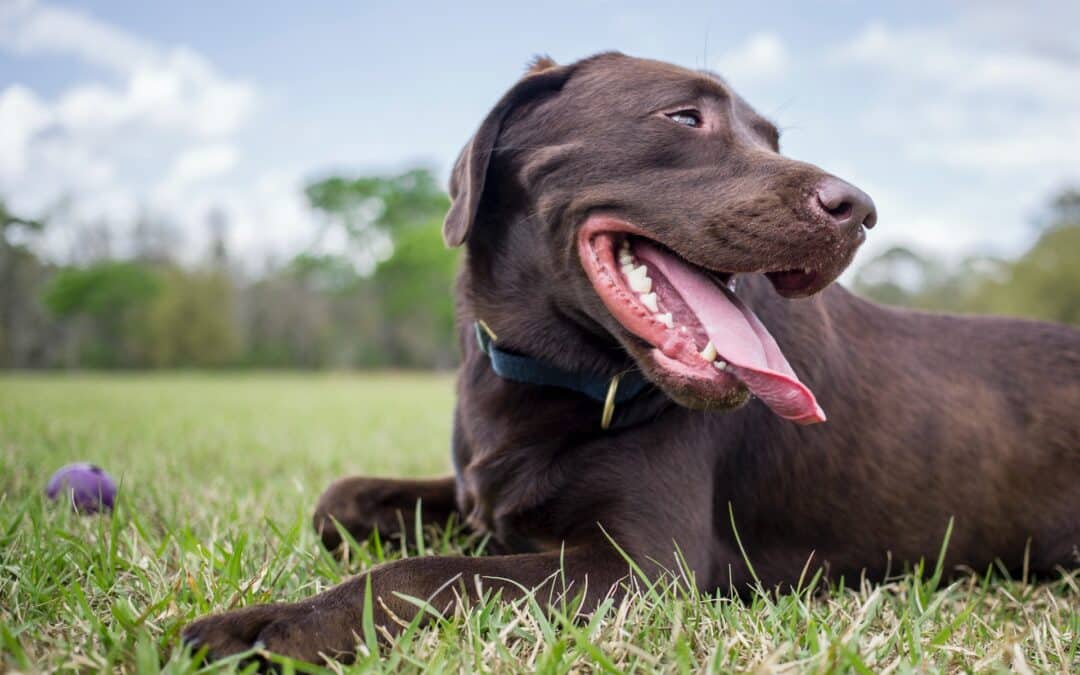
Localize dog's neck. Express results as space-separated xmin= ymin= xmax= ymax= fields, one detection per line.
xmin=455 ymin=232 xmax=675 ymax=432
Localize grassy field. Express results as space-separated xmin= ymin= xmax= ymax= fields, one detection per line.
xmin=1 ymin=374 xmax=1077 ymax=673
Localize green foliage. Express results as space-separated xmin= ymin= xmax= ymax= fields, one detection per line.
xmin=7 ymin=168 xmax=459 ymax=370
xmin=289 ymin=253 xmax=364 ymax=294
xmin=40 ymin=263 xmax=242 ymax=368
xmin=302 ymin=168 xmax=458 ymax=367
xmin=42 ymin=262 xmax=161 ymax=367
xmin=306 ymin=168 xmax=449 ymax=238
xmin=43 ymin=262 xmax=160 ymax=319
xmin=853 ymin=247 xmax=1005 ymax=315
xmin=854 ymin=188 xmax=1080 ymax=326
xmin=968 ymin=224 xmax=1080 ymax=324
xmin=374 ymin=217 xmax=459 ymax=367
xmin=142 ymin=267 xmax=241 ymax=367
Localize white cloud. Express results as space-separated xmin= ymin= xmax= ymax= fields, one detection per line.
xmin=831 ymin=22 xmax=1080 ymax=175
xmin=0 ymin=0 xmax=311 ymax=267
xmin=52 ymin=48 xmax=255 ymax=138
xmin=159 ymin=171 xmax=321 ymax=266
xmin=0 ymin=84 xmax=52 ymax=180
xmin=0 ymin=1 xmax=255 ymax=143
xmin=716 ymin=33 xmax=789 ymax=85
xmin=814 ymin=14 xmax=1080 ymax=264
xmin=0 ymin=0 xmax=153 ymax=75
xmin=156 ymin=144 xmax=239 ymax=201
xmin=836 ymin=21 xmax=1080 ymax=104
xmin=907 ymin=122 xmax=1080 ymax=170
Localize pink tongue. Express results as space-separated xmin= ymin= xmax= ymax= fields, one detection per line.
xmin=636 ymin=243 xmax=826 ymax=424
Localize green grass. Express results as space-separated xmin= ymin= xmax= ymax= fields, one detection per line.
xmin=1 ymin=374 xmax=1077 ymax=673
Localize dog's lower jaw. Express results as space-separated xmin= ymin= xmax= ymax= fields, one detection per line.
xmin=656 ymin=376 xmax=751 ymax=411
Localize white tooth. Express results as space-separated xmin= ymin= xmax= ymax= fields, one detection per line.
xmin=700 ymin=341 xmax=717 ymax=362
xmin=628 ymin=264 xmax=648 ymax=280
xmin=714 ymin=360 xmax=727 ymax=371
xmin=640 ymin=292 xmax=658 ymax=312
xmin=656 ymin=313 xmax=674 ymax=328
xmin=620 ymin=239 xmax=630 ymax=252
xmin=629 ymin=274 xmax=652 ymax=294
xmin=619 ymin=252 xmax=633 ymax=265
xmin=621 ymin=264 xmax=635 ymax=276
xmin=727 ymin=277 xmax=738 ymax=291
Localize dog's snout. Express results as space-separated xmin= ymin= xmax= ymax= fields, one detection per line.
xmin=814 ymin=178 xmax=877 ymax=232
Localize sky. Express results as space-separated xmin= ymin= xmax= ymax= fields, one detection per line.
xmin=2 ymin=0 xmax=1079 ymax=272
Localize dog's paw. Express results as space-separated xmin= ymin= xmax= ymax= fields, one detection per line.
xmin=182 ymin=602 xmax=360 ymax=665
xmin=313 ymin=477 xmax=406 ymax=551
xmin=182 ymin=604 xmax=283 ymax=661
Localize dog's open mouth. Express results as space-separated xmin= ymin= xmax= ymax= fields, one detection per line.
xmin=579 ymin=218 xmax=826 ymax=425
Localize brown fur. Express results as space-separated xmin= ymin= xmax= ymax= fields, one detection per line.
xmin=526 ymin=54 xmax=558 ymax=74
xmin=183 ymin=52 xmax=1080 ymax=664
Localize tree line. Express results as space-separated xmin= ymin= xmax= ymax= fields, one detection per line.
xmin=1 ymin=178 xmax=1077 ymax=370
xmin=852 ymin=187 xmax=1080 ymax=325
xmin=0 ymin=169 xmax=458 ymax=370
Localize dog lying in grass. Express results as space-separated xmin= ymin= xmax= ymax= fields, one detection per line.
xmin=184 ymin=52 xmax=1080 ymax=664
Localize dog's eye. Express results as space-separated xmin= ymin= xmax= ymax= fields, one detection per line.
xmin=665 ymin=110 xmax=703 ymax=128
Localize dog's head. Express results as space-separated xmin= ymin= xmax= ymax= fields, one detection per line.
xmin=447 ymin=52 xmax=876 ymax=424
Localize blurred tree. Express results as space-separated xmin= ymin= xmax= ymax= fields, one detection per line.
xmin=1 ymin=201 xmax=45 ymax=232
xmin=1 ymin=201 xmax=56 ymax=367
xmin=373 ymin=218 xmax=459 ymax=367
xmin=143 ymin=267 xmax=241 ymax=367
xmin=853 ymin=185 xmax=1079 ymax=326
xmin=852 ymin=246 xmax=935 ymax=307
xmin=239 ymin=274 xmax=334 ymax=368
xmin=289 ymin=253 xmax=364 ymax=294
xmin=42 ymin=262 xmax=160 ymax=367
xmin=968 ymin=220 xmax=1080 ymax=325
xmin=1042 ymin=187 xmax=1080 ymax=230
xmin=131 ymin=209 xmax=179 ymax=264
xmin=303 ymin=168 xmax=458 ymax=368
xmin=206 ymin=207 xmax=229 ymax=269
xmin=306 ymin=169 xmax=448 ymax=240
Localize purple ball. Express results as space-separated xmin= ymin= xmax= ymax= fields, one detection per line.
xmin=46 ymin=463 xmax=117 ymax=513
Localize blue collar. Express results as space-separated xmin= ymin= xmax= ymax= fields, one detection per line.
xmin=474 ymin=320 xmax=652 ymax=430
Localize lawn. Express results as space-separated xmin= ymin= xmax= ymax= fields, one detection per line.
xmin=1 ymin=374 xmax=1077 ymax=673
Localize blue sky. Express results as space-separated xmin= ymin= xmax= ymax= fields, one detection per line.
xmin=2 ymin=0 xmax=1078 ymax=271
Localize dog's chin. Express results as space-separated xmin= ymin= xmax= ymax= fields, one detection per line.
xmin=627 ymin=342 xmax=753 ymax=411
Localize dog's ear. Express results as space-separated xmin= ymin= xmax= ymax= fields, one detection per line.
xmin=443 ymin=61 xmax=573 ymax=247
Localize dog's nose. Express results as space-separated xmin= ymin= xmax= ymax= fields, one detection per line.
xmin=814 ymin=178 xmax=877 ymax=232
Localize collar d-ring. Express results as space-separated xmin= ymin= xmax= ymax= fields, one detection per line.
xmin=601 ymin=372 xmax=623 ymax=430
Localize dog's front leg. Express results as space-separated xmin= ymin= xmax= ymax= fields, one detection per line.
xmin=313 ymin=475 xmax=460 ymax=550
xmin=182 ymin=544 xmax=630 ymax=664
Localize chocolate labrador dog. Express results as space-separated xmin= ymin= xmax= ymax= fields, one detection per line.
xmin=184 ymin=52 xmax=1080 ymax=663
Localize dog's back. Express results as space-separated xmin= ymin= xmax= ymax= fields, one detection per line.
xmin=708 ymin=281 xmax=1080 ymax=587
